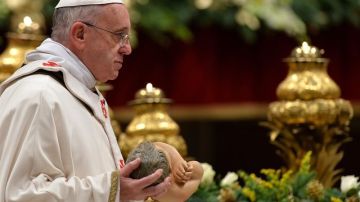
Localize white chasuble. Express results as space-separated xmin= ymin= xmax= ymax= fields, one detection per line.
xmin=0 ymin=59 xmax=123 ymax=202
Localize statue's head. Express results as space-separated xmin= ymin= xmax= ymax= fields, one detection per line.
xmin=126 ymin=141 xmax=171 ymax=186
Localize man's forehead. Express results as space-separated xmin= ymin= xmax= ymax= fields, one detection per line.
xmin=101 ymin=4 xmax=131 ymax=31
xmin=55 ymin=0 xmax=123 ymax=8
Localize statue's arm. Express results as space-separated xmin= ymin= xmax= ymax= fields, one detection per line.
xmin=154 ymin=160 xmax=204 ymax=202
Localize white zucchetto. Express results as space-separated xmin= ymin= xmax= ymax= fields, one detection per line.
xmin=55 ymin=0 xmax=123 ymax=8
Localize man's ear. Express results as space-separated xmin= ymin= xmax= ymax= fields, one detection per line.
xmin=68 ymin=22 xmax=87 ymax=50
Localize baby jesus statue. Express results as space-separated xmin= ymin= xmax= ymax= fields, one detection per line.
xmin=126 ymin=141 xmax=204 ymax=202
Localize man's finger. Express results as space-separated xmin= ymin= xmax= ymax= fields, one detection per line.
xmin=120 ymin=158 xmax=141 ymax=177
xmin=135 ymin=169 xmax=163 ymax=188
xmin=143 ymin=176 xmax=171 ymax=197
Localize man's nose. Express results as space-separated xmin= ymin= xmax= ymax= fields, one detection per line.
xmin=119 ymin=43 xmax=132 ymax=55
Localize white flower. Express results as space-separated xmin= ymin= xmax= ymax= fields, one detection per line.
xmin=194 ymin=0 xmax=213 ymax=9
xmin=340 ymin=175 xmax=359 ymax=193
xmin=220 ymin=172 xmax=238 ymax=187
xmin=200 ymin=163 xmax=215 ymax=187
xmin=235 ymin=9 xmax=260 ymax=30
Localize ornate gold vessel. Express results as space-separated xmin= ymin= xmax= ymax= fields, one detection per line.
xmin=264 ymin=42 xmax=353 ymax=187
xmin=119 ymin=83 xmax=187 ymax=158
xmin=0 ymin=1 xmax=45 ymax=83
xmin=0 ymin=33 xmax=44 ymax=82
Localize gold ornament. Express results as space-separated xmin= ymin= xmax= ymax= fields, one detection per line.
xmin=263 ymin=42 xmax=353 ymax=188
xmin=0 ymin=0 xmax=45 ymax=83
xmin=0 ymin=33 xmax=44 ymax=82
xmin=119 ymin=83 xmax=187 ymax=158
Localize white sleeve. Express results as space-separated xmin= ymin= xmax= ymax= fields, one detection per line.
xmin=6 ymin=172 xmax=117 ymax=202
xmin=3 ymin=85 xmax=120 ymax=202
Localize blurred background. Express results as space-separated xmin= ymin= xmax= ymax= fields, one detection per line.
xmin=0 ymin=0 xmax=359 ymax=178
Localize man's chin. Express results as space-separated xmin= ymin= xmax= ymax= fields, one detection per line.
xmin=110 ymin=72 xmax=119 ymax=80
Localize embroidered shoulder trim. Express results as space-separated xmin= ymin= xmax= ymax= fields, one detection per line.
xmin=108 ymin=171 xmax=120 ymax=202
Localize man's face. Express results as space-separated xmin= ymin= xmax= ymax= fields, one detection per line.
xmin=83 ymin=4 xmax=132 ymax=82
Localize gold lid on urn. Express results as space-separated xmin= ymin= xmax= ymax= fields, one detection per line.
xmin=277 ymin=42 xmax=340 ymax=101
xmin=285 ymin=41 xmax=326 ymax=63
xmin=126 ymin=83 xmax=178 ymax=136
xmin=129 ymin=83 xmax=172 ymax=105
xmin=119 ymin=83 xmax=187 ymax=157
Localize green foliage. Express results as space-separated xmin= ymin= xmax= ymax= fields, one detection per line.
xmin=291 ymin=152 xmax=317 ymax=199
xmin=190 ymin=178 xmax=219 ymax=202
xmin=0 ymin=0 xmax=10 ymax=30
xmin=127 ymin=0 xmax=360 ymax=43
xmin=191 ymin=152 xmax=360 ymax=202
xmin=131 ymin=0 xmax=194 ymax=44
xmin=0 ymin=0 xmax=359 ymax=44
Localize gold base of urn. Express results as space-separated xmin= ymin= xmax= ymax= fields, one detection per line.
xmin=119 ymin=83 xmax=188 ymax=158
xmin=264 ymin=42 xmax=353 ymax=188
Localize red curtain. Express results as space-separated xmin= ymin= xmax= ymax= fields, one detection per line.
xmin=107 ymin=25 xmax=360 ymax=107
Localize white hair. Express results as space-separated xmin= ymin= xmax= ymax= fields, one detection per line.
xmin=51 ymin=5 xmax=104 ymax=43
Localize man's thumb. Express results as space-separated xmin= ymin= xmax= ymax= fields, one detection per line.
xmin=120 ymin=158 xmax=141 ymax=177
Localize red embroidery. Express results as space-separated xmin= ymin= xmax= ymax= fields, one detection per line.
xmin=42 ymin=61 xmax=60 ymax=67
xmin=119 ymin=160 xmax=125 ymax=169
xmin=100 ymin=99 xmax=108 ymax=118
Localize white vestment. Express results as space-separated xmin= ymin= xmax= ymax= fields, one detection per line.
xmin=0 ymin=39 xmax=124 ymax=202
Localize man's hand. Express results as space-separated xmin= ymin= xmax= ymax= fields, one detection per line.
xmin=119 ymin=158 xmax=171 ymax=201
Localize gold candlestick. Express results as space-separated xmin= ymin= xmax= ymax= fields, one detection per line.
xmin=263 ymin=42 xmax=353 ymax=187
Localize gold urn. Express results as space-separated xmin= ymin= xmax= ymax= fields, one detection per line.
xmin=0 ymin=0 xmax=47 ymax=83
xmin=265 ymin=42 xmax=353 ymax=187
xmin=0 ymin=33 xmax=44 ymax=82
xmin=0 ymin=12 xmax=45 ymax=83
xmin=268 ymin=42 xmax=352 ymax=127
xmin=119 ymin=83 xmax=187 ymax=158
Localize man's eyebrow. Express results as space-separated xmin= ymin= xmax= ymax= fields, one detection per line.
xmin=114 ymin=27 xmax=129 ymax=33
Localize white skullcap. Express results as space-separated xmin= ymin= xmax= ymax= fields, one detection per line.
xmin=55 ymin=0 xmax=123 ymax=8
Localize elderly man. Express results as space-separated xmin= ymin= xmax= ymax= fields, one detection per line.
xmin=0 ymin=0 xmax=171 ymax=202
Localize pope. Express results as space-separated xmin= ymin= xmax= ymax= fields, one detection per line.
xmin=0 ymin=0 xmax=171 ymax=202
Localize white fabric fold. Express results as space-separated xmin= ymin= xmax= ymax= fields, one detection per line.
xmin=26 ymin=38 xmax=97 ymax=90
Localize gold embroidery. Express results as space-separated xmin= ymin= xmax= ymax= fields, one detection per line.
xmin=108 ymin=171 xmax=120 ymax=202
